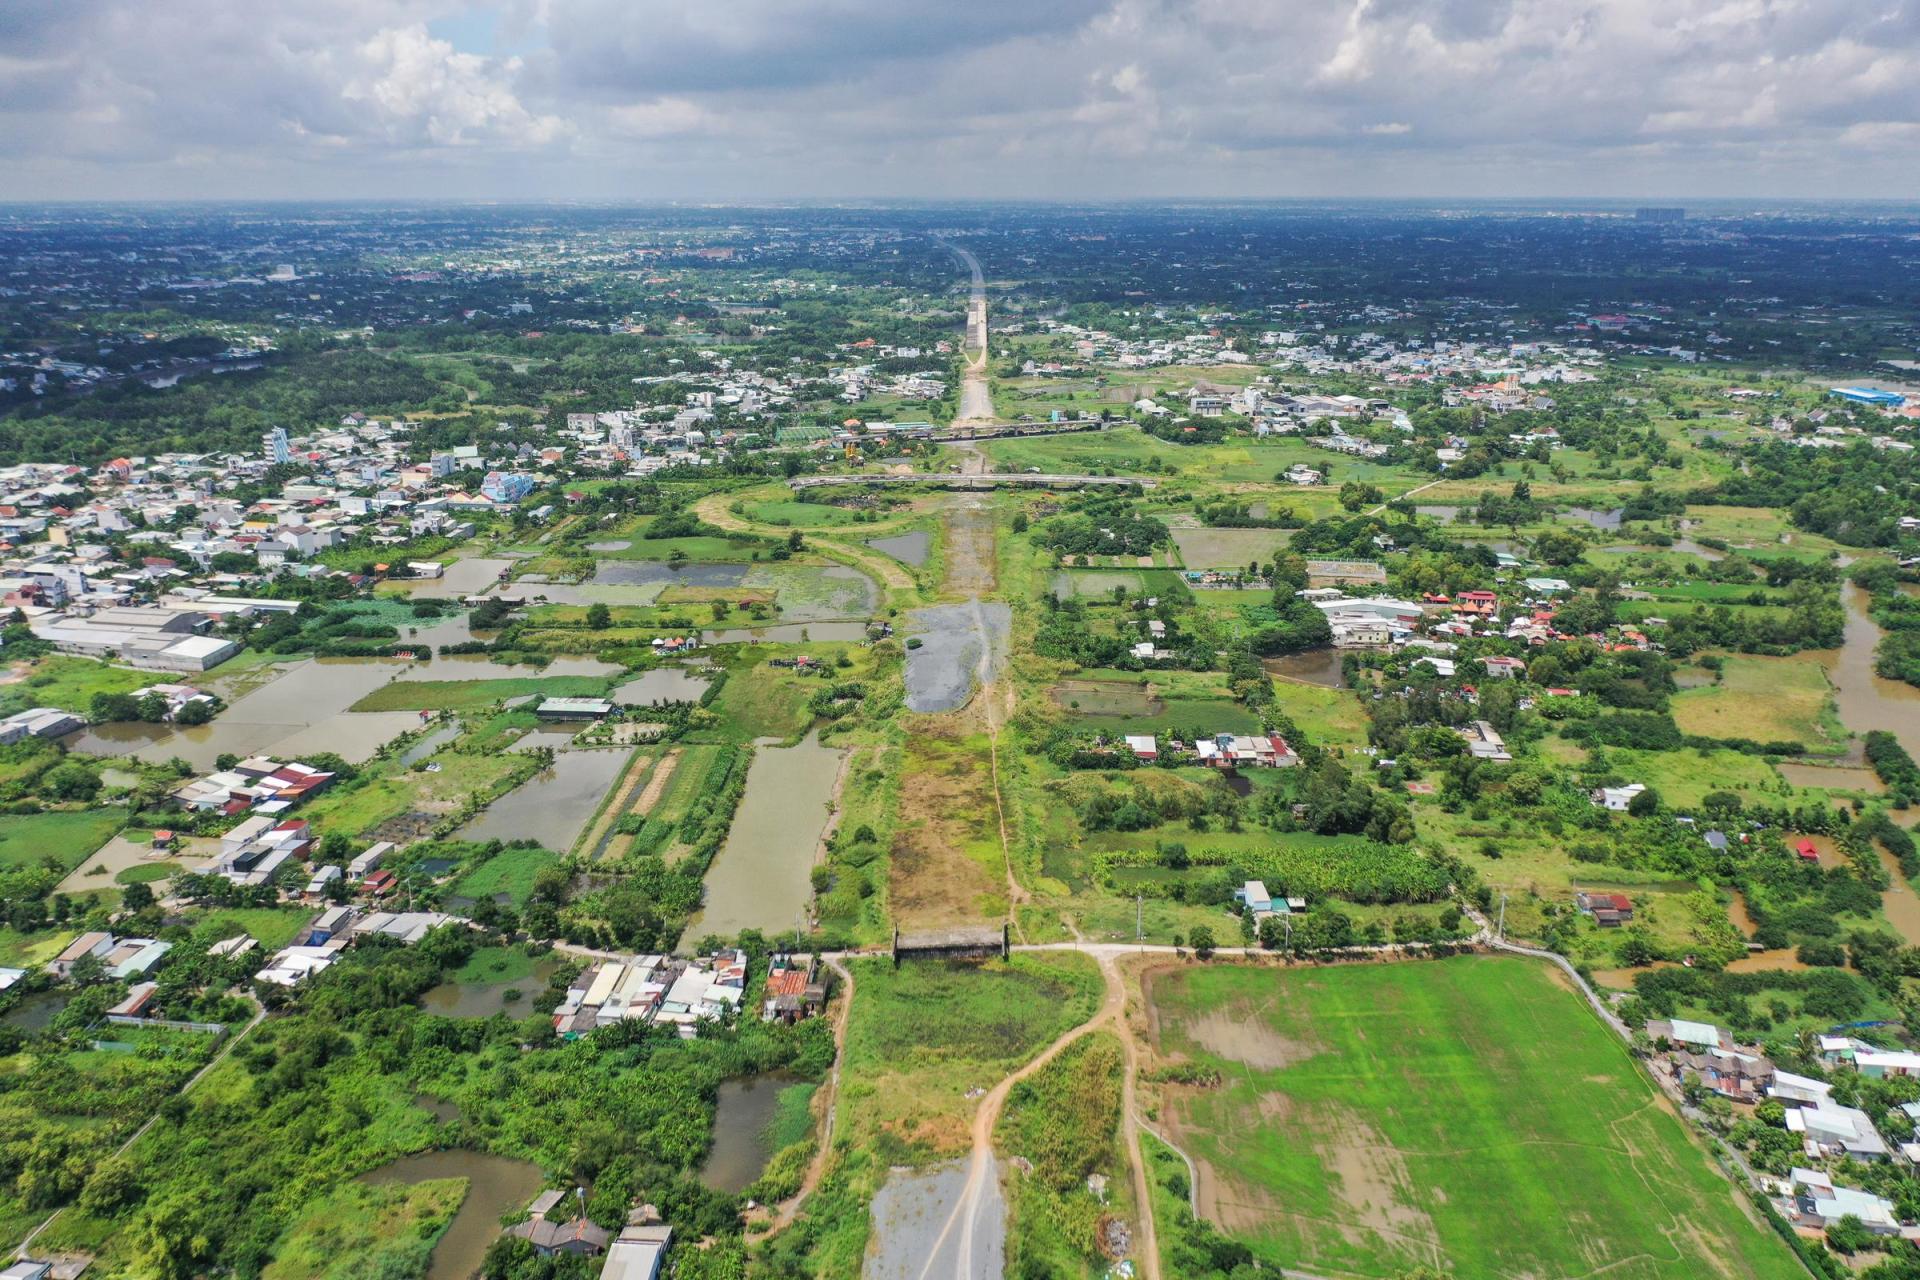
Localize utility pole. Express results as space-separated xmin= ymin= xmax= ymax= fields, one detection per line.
xmin=1135 ymin=893 xmax=1143 ymax=947
xmin=1497 ymin=892 xmax=1507 ymax=941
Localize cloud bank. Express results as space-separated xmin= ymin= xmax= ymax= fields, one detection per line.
xmin=2 ymin=0 xmax=1916 ymax=198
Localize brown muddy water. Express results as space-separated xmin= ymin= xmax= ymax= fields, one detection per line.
xmin=1824 ymin=585 xmax=1920 ymax=760
xmin=360 ymin=1150 xmax=543 ymax=1280
xmin=614 ymin=668 xmax=710 ymax=704
xmin=457 ymin=749 xmax=631 ymax=850
xmin=866 ymin=530 xmax=931 ymax=567
xmin=421 ymin=957 xmax=561 ymax=1019
xmin=1775 ymin=762 xmax=1885 ymax=793
xmin=63 ymin=658 xmax=410 ymax=769
xmin=693 ymin=731 xmax=847 ymax=939
xmin=1267 ymin=649 xmax=1346 ymax=688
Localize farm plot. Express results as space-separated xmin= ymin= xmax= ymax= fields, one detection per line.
xmin=1142 ymin=955 xmax=1801 ymax=1280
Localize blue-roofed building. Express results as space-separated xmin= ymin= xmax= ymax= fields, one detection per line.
xmin=480 ymin=471 xmax=537 ymax=503
xmin=1829 ymin=386 xmax=1907 ymax=408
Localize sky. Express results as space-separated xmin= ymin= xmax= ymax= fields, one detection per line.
xmin=2 ymin=0 xmax=1917 ymax=201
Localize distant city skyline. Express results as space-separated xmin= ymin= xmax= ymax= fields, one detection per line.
xmin=4 ymin=0 xmax=1917 ymax=201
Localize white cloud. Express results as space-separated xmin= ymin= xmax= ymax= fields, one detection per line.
xmin=0 ymin=0 xmax=1916 ymax=197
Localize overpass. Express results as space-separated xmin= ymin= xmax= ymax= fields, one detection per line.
xmin=789 ymin=472 xmax=1155 ymax=491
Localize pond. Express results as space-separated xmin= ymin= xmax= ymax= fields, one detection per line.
xmin=1266 ymin=649 xmax=1346 ymax=688
xmin=420 ymin=956 xmax=561 ymax=1019
xmin=400 ymin=723 xmax=463 ymax=766
xmin=745 ymin=564 xmax=880 ymax=623
xmin=1825 ymin=584 xmax=1920 ymax=760
xmin=902 ymin=601 xmax=1011 ymax=713
xmin=1562 ymin=506 xmax=1624 ymax=530
xmin=865 ymin=1159 xmax=1003 ymax=1280
xmin=693 ymin=731 xmax=847 ymax=940
xmin=1414 ymin=504 xmax=1460 ymax=524
xmin=1050 ymin=679 xmax=1162 ymax=718
xmin=360 ymin=1150 xmax=543 ymax=1280
xmin=866 ymin=530 xmax=931 ymax=567
xmin=458 ymin=749 xmax=632 ymax=850
xmin=700 ymin=1072 xmax=805 ymax=1194
xmin=422 ymin=558 xmax=517 ymax=597
xmin=1 ymin=991 xmax=68 ymax=1032
xmin=614 ymin=668 xmax=710 ymax=705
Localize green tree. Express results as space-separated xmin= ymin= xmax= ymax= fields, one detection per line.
xmin=44 ymin=761 xmax=101 ymax=802
xmin=585 ymin=603 xmax=612 ymax=630
xmin=1189 ymin=924 xmax=1216 ymax=959
xmin=1626 ymin=787 xmax=1661 ymax=817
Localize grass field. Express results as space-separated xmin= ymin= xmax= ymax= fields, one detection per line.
xmin=350 ymin=675 xmax=613 ymax=712
xmin=445 ymin=848 xmax=557 ymax=906
xmin=0 ymin=656 xmax=149 ymax=716
xmin=261 ymin=1178 xmax=463 ymax=1280
xmin=0 ymin=809 xmax=126 ymax=874
xmin=299 ymin=752 xmax=533 ymax=836
xmin=1144 ymin=956 xmax=1801 ymax=1280
xmin=1672 ymin=653 xmax=1840 ymax=749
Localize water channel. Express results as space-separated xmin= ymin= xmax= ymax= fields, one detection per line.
xmin=692 ymin=731 xmax=847 ymax=939
xmin=700 ymin=1072 xmax=805 ymax=1194
xmin=359 ymin=1151 xmax=543 ymax=1280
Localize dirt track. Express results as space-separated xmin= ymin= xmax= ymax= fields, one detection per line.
xmin=691 ymin=491 xmax=914 ymax=592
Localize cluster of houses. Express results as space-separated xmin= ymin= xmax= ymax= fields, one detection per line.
xmin=1120 ymin=732 xmax=1299 ymax=770
xmin=1646 ymin=1018 xmax=1920 ymax=1240
xmin=553 ymin=949 xmax=757 ymax=1039
xmin=253 ymin=904 xmax=461 ymax=986
xmin=171 ymin=755 xmax=336 ymax=815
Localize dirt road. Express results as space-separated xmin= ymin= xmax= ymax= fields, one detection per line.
xmin=912 ymin=948 xmax=1159 ymax=1280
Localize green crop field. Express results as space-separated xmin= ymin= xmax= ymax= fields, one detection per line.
xmin=1144 ymin=956 xmax=1801 ymax=1280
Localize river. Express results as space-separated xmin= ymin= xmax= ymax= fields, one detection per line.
xmin=1825 ymin=584 xmax=1920 ymax=760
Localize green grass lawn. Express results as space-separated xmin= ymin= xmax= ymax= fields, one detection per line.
xmin=350 ymin=675 xmax=613 ymax=712
xmin=193 ymin=908 xmax=313 ymax=951
xmin=1145 ymin=956 xmax=1801 ymax=1280
xmin=0 ymin=809 xmax=126 ymax=874
xmin=446 ymin=848 xmax=558 ymax=906
xmin=0 ymin=656 xmax=150 ymax=716
xmin=448 ymin=945 xmax=541 ymax=984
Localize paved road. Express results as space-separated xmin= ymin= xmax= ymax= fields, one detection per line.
xmin=939 ymin=238 xmax=996 ymax=425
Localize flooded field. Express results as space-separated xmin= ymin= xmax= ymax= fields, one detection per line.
xmin=864 ymin=1160 xmax=1003 ymax=1280
xmin=744 ymin=564 xmax=880 ymax=622
xmin=1414 ymin=504 xmax=1460 ymax=523
xmin=1776 ymin=761 xmax=1884 ymax=793
xmin=1877 ymin=845 xmax=1920 ymax=946
xmin=360 ymin=1151 xmax=543 ymax=1280
xmin=597 ymin=560 xmax=748 ymax=591
xmin=1825 ymin=585 xmax=1920 ymax=759
xmin=700 ymin=1072 xmax=803 ymax=1193
xmin=903 ymin=601 xmax=1011 ymax=713
xmin=458 ymin=748 xmax=631 ymax=849
xmin=615 ymin=668 xmax=710 ymax=704
xmin=419 ymin=558 xmax=515 ymax=597
xmin=706 ymin=621 xmax=871 ymax=644
xmin=421 ymin=956 xmax=561 ymax=1018
xmin=693 ymin=731 xmax=846 ymax=939
xmin=867 ymin=530 xmax=931 ymax=567
xmin=1051 ymin=678 xmax=1161 ymax=717
xmin=1171 ymin=527 xmax=1291 ymax=570
xmin=1267 ymin=648 xmax=1346 ymax=688
xmin=64 ymin=659 xmax=410 ymax=769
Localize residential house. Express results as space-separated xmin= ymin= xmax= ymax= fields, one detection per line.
xmin=1575 ymin=891 xmax=1634 ymax=927
xmin=508 ymin=1190 xmax=612 ymax=1257
xmin=1785 ymin=1168 xmax=1903 ymax=1236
